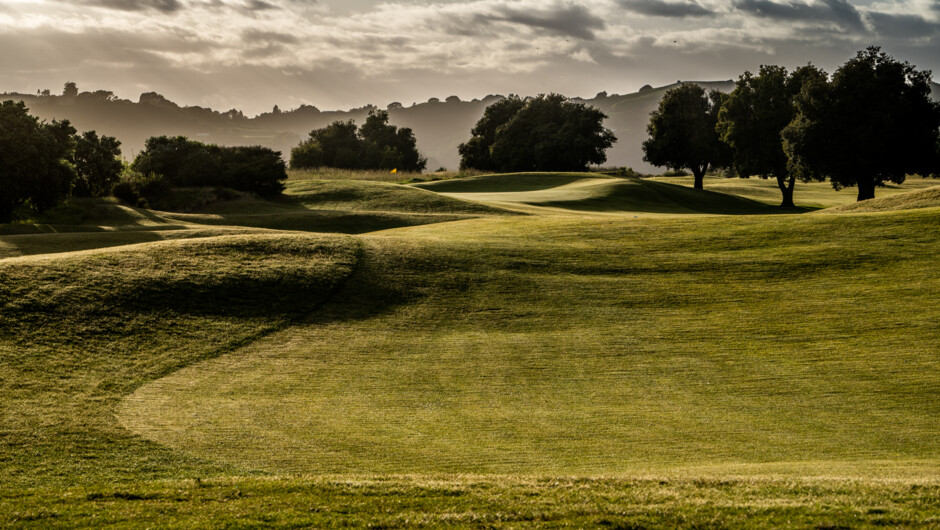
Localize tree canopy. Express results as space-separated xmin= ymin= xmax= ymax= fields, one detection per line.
xmin=0 ymin=101 xmax=78 ymax=222
xmin=717 ymin=64 xmax=827 ymax=207
xmin=290 ymin=110 xmax=427 ymax=172
xmin=459 ymin=94 xmax=616 ymax=172
xmin=643 ymin=84 xmax=730 ymax=190
xmin=71 ymin=130 xmax=123 ymax=198
xmin=133 ymin=136 xmax=286 ymax=196
xmin=457 ymin=96 xmax=526 ymax=171
xmin=783 ymin=47 xmax=940 ymax=201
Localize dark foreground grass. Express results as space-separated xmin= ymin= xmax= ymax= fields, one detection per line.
xmin=3 ymin=475 xmax=938 ymax=528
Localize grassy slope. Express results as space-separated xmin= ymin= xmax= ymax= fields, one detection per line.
xmin=2 ymin=173 xmax=940 ymax=527
xmin=649 ymin=175 xmax=940 ymax=209
xmin=122 ymin=211 xmax=940 ymax=477
xmin=0 ymin=235 xmax=360 ymax=491
xmin=416 ymin=173 xmax=774 ymax=215
xmin=156 ymin=179 xmax=512 ymax=234
xmin=818 ymin=186 xmax=940 ymax=213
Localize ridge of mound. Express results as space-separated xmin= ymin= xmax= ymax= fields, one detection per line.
xmin=0 ymin=198 xmax=182 ymax=236
xmin=411 ymin=172 xmax=608 ymax=193
xmin=816 ymin=186 xmax=940 ymax=214
xmin=417 ymin=173 xmax=773 ymax=215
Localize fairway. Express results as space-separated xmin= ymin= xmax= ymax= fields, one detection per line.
xmin=2 ymin=173 xmax=939 ymax=526
xmin=120 ymin=210 xmax=940 ymax=476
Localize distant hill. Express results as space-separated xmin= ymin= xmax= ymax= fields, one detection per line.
xmin=4 ymin=78 xmax=934 ymax=173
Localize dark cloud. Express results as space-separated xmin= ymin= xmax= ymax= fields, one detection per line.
xmin=245 ymin=0 xmax=277 ymax=9
xmin=867 ymin=12 xmax=939 ymax=39
xmin=733 ymin=0 xmax=865 ymax=31
xmin=477 ymin=4 xmax=606 ymax=41
xmin=71 ymin=0 xmax=185 ymax=13
xmin=617 ymin=0 xmax=715 ymax=18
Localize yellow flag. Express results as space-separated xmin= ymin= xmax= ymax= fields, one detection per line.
xmin=391 ymin=168 xmax=398 ymax=174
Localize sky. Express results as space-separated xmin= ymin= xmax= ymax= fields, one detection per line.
xmin=0 ymin=0 xmax=938 ymax=116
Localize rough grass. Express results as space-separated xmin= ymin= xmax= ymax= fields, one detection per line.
xmin=3 ymin=475 xmax=938 ymax=528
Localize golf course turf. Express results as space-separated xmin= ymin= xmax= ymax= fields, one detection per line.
xmin=1 ymin=173 xmax=938 ymax=527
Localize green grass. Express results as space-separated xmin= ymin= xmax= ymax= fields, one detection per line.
xmin=649 ymin=174 xmax=940 ymax=209
xmin=0 ymin=234 xmax=360 ymax=490
xmin=818 ymin=185 xmax=940 ymax=213
xmin=287 ymin=167 xmax=483 ymax=184
xmin=1 ymin=172 xmax=939 ymax=527
xmin=121 ymin=211 xmax=940 ymax=476
xmin=415 ymin=173 xmax=774 ymax=214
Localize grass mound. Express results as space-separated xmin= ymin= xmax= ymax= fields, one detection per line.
xmin=0 ymin=233 xmax=360 ymax=489
xmin=152 ymin=179 xmax=512 ymax=234
xmin=417 ymin=173 xmax=772 ymax=214
xmin=411 ymin=172 xmax=605 ymax=193
xmin=123 ymin=209 xmax=939 ymax=476
xmin=818 ymin=185 xmax=940 ymax=213
xmin=286 ymin=179 xmax=509 ymax=215
xmin=0 ymin=198 xmax=182 ymax=236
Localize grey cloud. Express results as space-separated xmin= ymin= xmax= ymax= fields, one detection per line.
xmin=867 ymin=12 xmax=939 ymax=39
xmin=245 ymin=0 xmax=277 ymax=9
xmin=476 ymin=4 xmax=606 ymax=40
xmin=733 ymin=0 xmax=865 ymax=30
xmin=241 ymin=29 xmax=299 ymax=44
xmin=70 ymin=0 xmax=185 ymax=13
xmin=618 ymin=0 xmax=714 ymax=18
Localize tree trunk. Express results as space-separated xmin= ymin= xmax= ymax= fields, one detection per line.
xmin=856 ymin=177 xmax=876 ymax=201
xmin=776 ymin=172 xmax=796 ymax=208
xmin=692 ymin=165 xmax=707 ymax=190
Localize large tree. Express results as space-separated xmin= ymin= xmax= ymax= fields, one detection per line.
xmin=717 ymin=64 xmax=827 ymax=207
xmin=459 ymin=94 xmax=615 ymax=172
xmin=783 ymin=47 xmax=940 ymax=201
xmin=71 ymin=130 xmax=123 ymax=197
xmin=291 ymin=110 xmax=427 ymax=172
xmin=643 ymin=84 xmax=730 ymax=190
xmin=457 ymin=96 xmax=525 ymax=171
xmin=487 ymin=94 xmax=616 ymax=172
xmin=0 ymin=101 xmax=76 ymax=222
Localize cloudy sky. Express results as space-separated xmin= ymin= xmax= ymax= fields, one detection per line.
xmin=1 ymin=0 xmax=937 ymax=116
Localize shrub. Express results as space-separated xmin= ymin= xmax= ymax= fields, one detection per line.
xmin=112 ymin=169 xmax=171 ymax=208
xmin=132 ymin=136 xmax=286 ymax=196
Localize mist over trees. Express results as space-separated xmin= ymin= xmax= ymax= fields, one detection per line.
xmin=458 ymin=94 xmax=616 ymax=172
xmin=290 ymin=110 xmax=427 ymax=172
xmin=642 ymin=84 xmax=730 ymax=190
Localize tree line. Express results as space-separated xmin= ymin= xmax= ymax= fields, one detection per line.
xmin=0 ymin=100 xmax=286 ymax=222
xmin=643 ymin=47 xmax=940 ymax=204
